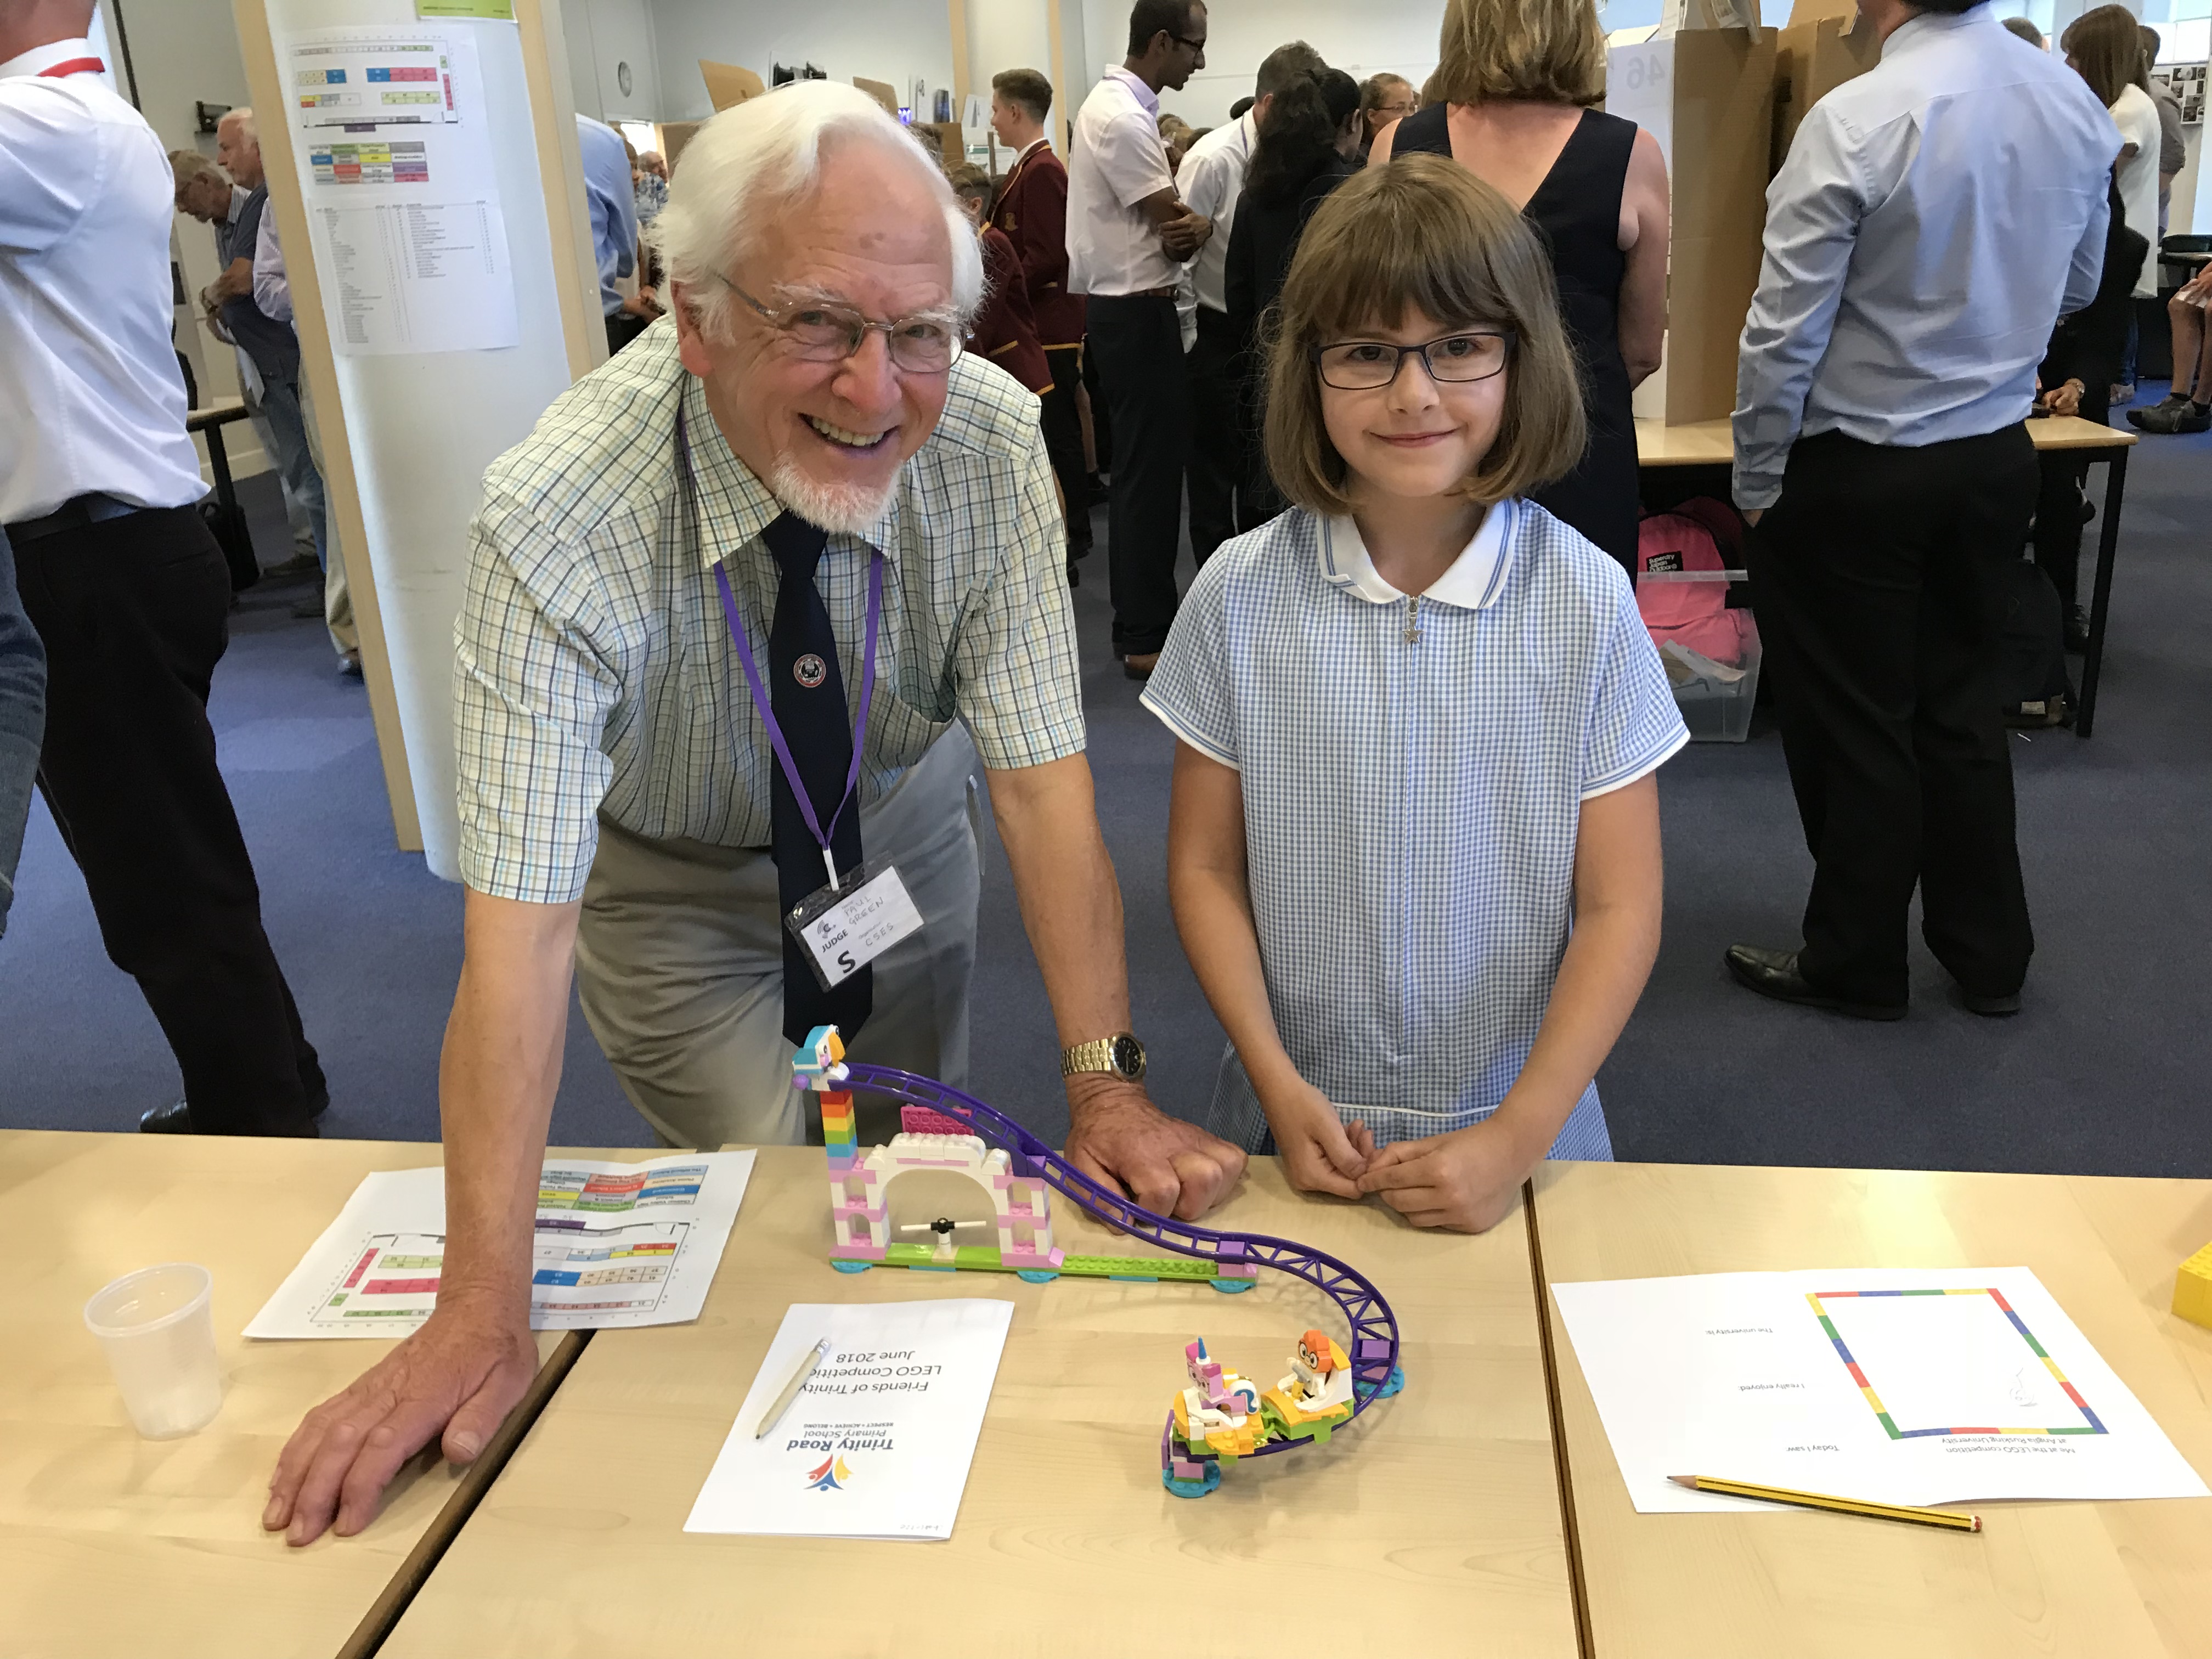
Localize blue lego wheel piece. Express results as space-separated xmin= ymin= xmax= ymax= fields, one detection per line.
xmin=1014 ymin=1269 xmax=1060 ymax=1284
xmin=829 ymin=1260 xmax=871 ymax=1274
xmin=1378 ymin=1363 xmax=1406 ymax=1398
xmin=1208 ymin=1276 xmax=1255 ymax=1294
xmin=1161 ymin=1462 xmax=1223 ymax=1499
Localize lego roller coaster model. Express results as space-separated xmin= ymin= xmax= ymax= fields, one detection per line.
xmin=793 ymin=1025 xmax=1404 ymax=1498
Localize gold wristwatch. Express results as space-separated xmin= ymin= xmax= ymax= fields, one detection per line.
xmin=1060 ymin=1032 xmax=1148 ymax=1082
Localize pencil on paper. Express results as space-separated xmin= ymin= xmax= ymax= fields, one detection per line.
xmin=1669 ymin=1474 xmax=1981 ymax=1532
xmin=753 ymin=1338 xmax=832 ymax=1439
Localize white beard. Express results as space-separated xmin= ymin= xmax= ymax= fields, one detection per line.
xmin=768 ymin=454 xmax=897 ymax=537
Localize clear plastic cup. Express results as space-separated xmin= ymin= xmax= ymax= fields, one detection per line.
xmin=83 ymin=1263 xmax=225 ymax=1439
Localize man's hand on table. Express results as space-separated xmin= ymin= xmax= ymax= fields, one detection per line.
xmin=1064 ymin=1077 xmax=1245 ymax=1221
xmin=264 ymin=1291 xmax=536 ymax=1545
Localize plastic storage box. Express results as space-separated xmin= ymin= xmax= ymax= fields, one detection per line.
xmin=1637 ymin=569 xmax=1760 ymax=743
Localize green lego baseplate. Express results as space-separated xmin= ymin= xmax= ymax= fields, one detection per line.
xmin=836 ymin=1244 xmax=1252 ymax=1283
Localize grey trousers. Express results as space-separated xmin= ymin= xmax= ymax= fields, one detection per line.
xmin=574 ymin=727 xmax=982 ymax=1150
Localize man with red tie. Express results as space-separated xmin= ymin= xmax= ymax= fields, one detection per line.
xmin=988 ymin=69 xmax=1091 ymax=579
xmin=0 ymin=0 xmax=326 ymax=1134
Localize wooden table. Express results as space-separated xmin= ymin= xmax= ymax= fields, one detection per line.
xmin=1530 ymin=1161 xmax=2212 ymax=1659
xmin=1633 ymin=415 xmax=2139 ymax=736
xmin=0 ymin=1131 xmax=613 ymax=1659
xmin=384 ymin=1150 xmax=1581 ymax=1659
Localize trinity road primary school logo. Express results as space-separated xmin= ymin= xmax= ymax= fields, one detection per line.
xmin=793 ymin=653 xmax=828 ymax=689
xmin=804 ymin=1454 xmax=854 ymax=1491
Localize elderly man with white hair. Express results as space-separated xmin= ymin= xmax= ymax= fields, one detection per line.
xmin=263 ymin=81 xmax=1248 ymax=1547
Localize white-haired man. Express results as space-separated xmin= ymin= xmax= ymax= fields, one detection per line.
xmin=264 ymin=81 xmax=1246 ymax=1547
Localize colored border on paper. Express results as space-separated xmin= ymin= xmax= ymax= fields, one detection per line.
xmin=1804 ymin=1288 xmax=2108 ymax=1440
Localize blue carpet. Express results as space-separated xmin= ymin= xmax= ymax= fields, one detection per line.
xmin=4 ymin=401 xmax=2208 ymax=1178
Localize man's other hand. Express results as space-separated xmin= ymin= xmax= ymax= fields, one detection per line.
xmin=1064 ymin=1081 xmax=1245 ymax=1222
xmin=263 ymin=1293 xmax=536 ymax=1545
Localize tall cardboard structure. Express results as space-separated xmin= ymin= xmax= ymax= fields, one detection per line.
xmin=1607 ymin=16 xmax=1776 ymax=426
xmin=1774 ymin=0 xmax=1881 ymax=172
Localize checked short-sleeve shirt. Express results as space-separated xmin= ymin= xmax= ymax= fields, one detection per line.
xmin=455 ymin=322 xmax=1085 ymax=905
xmin=1141 ymin=498 xmax=1688 ymax=1156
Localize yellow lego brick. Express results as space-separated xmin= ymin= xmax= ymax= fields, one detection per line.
xmin=2175 ymin=1241 xmax=2212 ymax=1332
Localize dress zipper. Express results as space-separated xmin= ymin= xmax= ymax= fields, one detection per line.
xmin=1403 ymin=593 xmax=1421 ymax=644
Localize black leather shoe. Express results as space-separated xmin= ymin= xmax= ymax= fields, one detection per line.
xmin=1724 ymin=945 xmax=1907 ymax=1020
xmin=140 ymin=1099 xmax=193 ymax=1133
xmin=1960 ymin=988 xmax=2022 ymax=1017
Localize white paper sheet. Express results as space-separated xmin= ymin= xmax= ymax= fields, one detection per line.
xmin=685 ymin=1299 xmax=1014 ymax=1541
xmin=281 ymin=25 xmax=518 ymax=354
xmin=245 ymin=1153 xmax=755 ymax=1338
xmin=1553 ymin=1266 xmax=2210 ymax=1511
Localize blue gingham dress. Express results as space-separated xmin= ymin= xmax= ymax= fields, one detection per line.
xmin=1142 ymin=497 xmax=1688 ymax=1158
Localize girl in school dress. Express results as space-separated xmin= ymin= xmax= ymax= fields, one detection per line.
xmin=1142 ymin=157 xmax=1687 ymax=1233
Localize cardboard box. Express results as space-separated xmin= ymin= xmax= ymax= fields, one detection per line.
xmin=698 ymin=59 xmax=765 ymax=114
xmin=854 ymin=77 xmax=901 ymax=120
xmin=1607 ymin=20 xmax=1776 ymax=425
xmin=1773 ymin=0 xmax=1880 ymax=173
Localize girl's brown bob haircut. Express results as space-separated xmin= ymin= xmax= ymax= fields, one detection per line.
xmin=1262 ymin=155 xmax=1587 ymax=518
xmin=1434 ymin=0 xmax=1606 ymax=109
xmin=2061 ymin=3 xmax=2150 ymax=108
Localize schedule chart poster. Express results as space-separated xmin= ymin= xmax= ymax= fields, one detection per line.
xmin=281 ymin=25 xmax=518 ymax=354
xmin=1552 ymin=1265 xmax=2210 ymax=1511
xmin=246 ymin=1153 xmax=756 ymax=1338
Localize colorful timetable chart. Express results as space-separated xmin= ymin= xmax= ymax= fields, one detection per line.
xmin=1553 ymin=1266 xmax=2208 ymax=1511
xmin=311 ymin=141 xmax=430 ymax=187
xmin=247 ymin=1153 xmax=755 ymax=1339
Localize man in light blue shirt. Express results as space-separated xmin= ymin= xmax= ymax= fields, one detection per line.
xmin=1726 ymin=0 xmax=2117 ymax=1023
xmin=575 ymin=113 xmax=640 ymax=355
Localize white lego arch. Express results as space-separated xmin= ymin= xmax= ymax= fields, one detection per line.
xmin=827 ymin=1132 xmax=1060 ymax=1271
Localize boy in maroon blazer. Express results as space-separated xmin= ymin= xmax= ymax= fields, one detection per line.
xmin=989 ymin=69 xmax=1091 ymax=574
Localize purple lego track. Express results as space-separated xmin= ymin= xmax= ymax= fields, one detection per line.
xmin=837 ymin=1063 xmax=1403 ymax=1466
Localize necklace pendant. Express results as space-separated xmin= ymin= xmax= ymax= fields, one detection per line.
xmin=1403 ymin=625 xmax=1420 ymax=644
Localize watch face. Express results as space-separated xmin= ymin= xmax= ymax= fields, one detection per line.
xmin=1110 ymin=1034 xmax=1147 ymax=1080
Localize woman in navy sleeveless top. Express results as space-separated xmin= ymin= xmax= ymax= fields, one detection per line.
xmin=1378 ymin=0 xmax=1669 ymax=580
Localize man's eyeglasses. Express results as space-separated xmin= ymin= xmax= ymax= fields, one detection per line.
xmin=1170 ymin=32 xmax=1207 ymax=54
xmin=1312 ymin=330 xmax=1516 ymax=391
xmin=716 ymin=275 xmax=963 ymax=374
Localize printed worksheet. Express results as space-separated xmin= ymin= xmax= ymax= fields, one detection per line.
xmin=280 ymin=25 xmax=518 ymax=354
xmin=245 ymin=1153 xmax=755 ymax=1338
xmin=1553 ymin=1266 xmax=2210 ymax=1511
xmin=685 ymin=1299 xmax=1014 ymax=1541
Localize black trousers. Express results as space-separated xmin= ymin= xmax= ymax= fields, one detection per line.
xmin=606 ymin=309 xmax=650 ymax=356
xmin=1040 ymin=344 xmax=1091 ymax=557
xmin=1746 ymin=427 xmax=2038 ymax=1007
xmin=1086 ymin=293 xmax=1189 ymax=656
xmin=1185 ymin=306 xmax=1250 ymax=562
xmin=12 ymin=507 xmax=324 ymax=1133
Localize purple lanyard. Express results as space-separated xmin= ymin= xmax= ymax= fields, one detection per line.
xmin=713 ymin=553 xmax=883 ymax=891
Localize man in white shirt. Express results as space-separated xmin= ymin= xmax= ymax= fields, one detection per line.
xmin=1726 ymin=0 xmax=2115 ymax=1023
xmin=0 ymin=0 xmax=325 ymax=1133
xmin=1177 ymin=41 xmax=1324 ymax=562
xmin=1066 ymin=0 xmax=1212 ymax=677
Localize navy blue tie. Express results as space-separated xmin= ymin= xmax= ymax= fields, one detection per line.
xmin=761 ymin=511 xmax=872 ymax=1046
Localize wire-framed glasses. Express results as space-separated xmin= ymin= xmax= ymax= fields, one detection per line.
xmin=716 ymin=275 xmax=964 ymax=374
xmin=1312 ymin=329 xmax=1516 ymax=391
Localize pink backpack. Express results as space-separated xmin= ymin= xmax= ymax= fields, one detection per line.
xmin=1635 ymin=506 xmax=1754 ymax=667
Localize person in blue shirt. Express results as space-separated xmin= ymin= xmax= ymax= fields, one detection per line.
xmin=1143 ymin=157 xmax=1687 ymax=1232
xmin=1727 ymin=0 xmax=2117 ymax=1021
xmin=575 ymin=113 xmax=642 ymax=355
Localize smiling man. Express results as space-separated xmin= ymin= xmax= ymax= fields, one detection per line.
xmin=262 ymin=79 xmax=1245 ymax=1548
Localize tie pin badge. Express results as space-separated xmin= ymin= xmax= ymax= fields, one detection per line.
xmin=794 ymin=653 xmax=828 ymax=689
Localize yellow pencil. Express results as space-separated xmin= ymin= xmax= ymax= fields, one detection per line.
xmin=1669 ymin=1474 xmax=1981 ymax=1532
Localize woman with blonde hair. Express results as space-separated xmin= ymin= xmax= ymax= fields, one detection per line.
xmin=1374 ymin=0 xmax=1668 ymax=579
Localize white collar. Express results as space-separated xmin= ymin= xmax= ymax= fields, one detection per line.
xmin=1317 ymin=499 xmax=1518 ymax=611
xmin=1104 ymin=65 xmax=1161 ymax=118
xmin=1016 ymin=136 xmax=1051 ymax=162
xmin=0 ymin=36 xmax=97 ymax=79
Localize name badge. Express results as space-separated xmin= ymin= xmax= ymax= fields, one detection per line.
xmin=786 ymin=860 xmax=924 ymax=990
